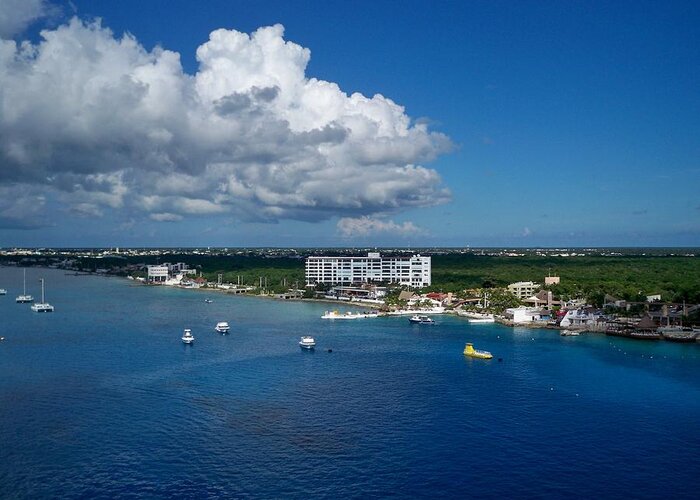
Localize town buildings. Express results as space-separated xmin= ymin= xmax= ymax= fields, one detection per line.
xmin=507 ymin=281 xmax=540 ymax=299
xmin=305 ymin=252 xmax=431 ymax=288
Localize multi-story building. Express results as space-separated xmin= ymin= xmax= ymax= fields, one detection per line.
xmin=507 ymin=281 xmax=540 ymax=299
xmin=305 ymin=252 xmax=431 ymax=288
xmin=146 ymin=264 xmax=169 ymax=283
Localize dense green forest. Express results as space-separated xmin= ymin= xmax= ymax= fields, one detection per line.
xmin=428 ymin=254 xmax=700 ymax=303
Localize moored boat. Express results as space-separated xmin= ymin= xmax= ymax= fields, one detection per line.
xmin=463 ymin=343 xmax=493 ymax=359
xmin=658 ymin=326 xmax=697 ymax=343
xmin=30 ymin=278 xmax=54 ymax=313
xmin=15 ymin=269 xmax=34 ymax=303
xmin=409 ymin=315 xmax=434 ymax=324
xmin=182 ymin=328 xmax=195 ymax=344
xmin=214 ymin=321 xmax=230 ymax=334
xmin=299 ymin=336 xmax=316 ymax=349
xmin=560 ymin=330 xmax=580 ymax=336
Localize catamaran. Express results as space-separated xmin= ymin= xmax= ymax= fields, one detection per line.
xmin=30 ymin=279 xmax=54 ymax=312
xmin=16 ymin=269 xmax=34 ymax=303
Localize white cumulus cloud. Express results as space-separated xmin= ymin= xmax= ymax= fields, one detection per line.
xmin=0 ymin=11 xmax=452 ymax=229
xmin=337 ymin=216 xmax=423 ymax=238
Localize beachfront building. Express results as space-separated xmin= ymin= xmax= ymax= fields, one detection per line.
xmin=507 ymin=281 xmax=541 ymax=300
xmin=305 ymin=252 xmax=431 ymax=288
xmin=504 ymin=306 xmax=548 ymax=324
xmin=147 ymin=264 xmax=169 ymax=283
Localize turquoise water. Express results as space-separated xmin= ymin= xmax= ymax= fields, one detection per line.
xmin=0 ymin=267 xmax=699 ymax=498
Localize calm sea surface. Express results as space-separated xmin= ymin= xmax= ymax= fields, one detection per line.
xmin=0 ymin=267 xmax=698 ymax=499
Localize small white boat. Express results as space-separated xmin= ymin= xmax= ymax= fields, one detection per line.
xmin=214 ymin=321 xmax=230 ymax=334
xmin=409 ymin=315 xmax=435 ymax=324
xmin=16 ymin=269 xmax=34 ymax=303
xmin=0 ymin=288 xmax=6 ymax=295
xmin=204 ymin=298 xmax=213 ymax=303
xmin=30 ymin=279 xmax=54 ymax=313
xmin=182 ymin=328 xmax=195 ymax=344
xmin=560 ymin=330 xmax=580 ymax=336
xmin=299 ymin=336 xmax=316 ymax=349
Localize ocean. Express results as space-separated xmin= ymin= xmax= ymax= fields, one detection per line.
xmin=0 ymin=267 xmax=698 ymax=499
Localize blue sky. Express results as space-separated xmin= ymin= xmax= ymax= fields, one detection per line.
xmin=0 ymin=0 xmax=698 ymax=247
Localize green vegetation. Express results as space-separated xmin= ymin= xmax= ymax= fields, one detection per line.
xmin=427 ymin=254 xmax=700 ymax=303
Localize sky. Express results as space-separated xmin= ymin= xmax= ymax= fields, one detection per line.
xmin=0 ymin=0 xmax=698 ymax=247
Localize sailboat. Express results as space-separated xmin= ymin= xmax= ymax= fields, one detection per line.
xmin=31 ymin=279 xmax=54 ymax=312
xmin=16 ymin=269 xmax=34 ymax=303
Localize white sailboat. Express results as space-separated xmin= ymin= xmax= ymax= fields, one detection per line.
xmin=16 ymin=269 xmax=34 ymax=303
xmin=31 ymin=279 xmax=54 ymax=312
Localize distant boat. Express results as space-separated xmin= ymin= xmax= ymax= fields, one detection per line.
xmin=0 ymin=288 xmax=6 ymax=295
xmin=560 ymin=330 xmax=580 ymax=336
xmin=409 ymin=315 xmax=434 ymax=324
xmin=463 ymin=343 xmax=493 ymax=359
xmin=182 ymin=328 xmax=195 ymax=344
xmin=16 ymin=269 xmax=34 ymax=303
xmin=299 ymin=336 xmax=316 ymax=349
xmin=30 ymin=278 xmax=54 ymax=313
xmin=204 ymin=298 xmax=213 ymax=303
xmin=321 ymin=310 xmax=374 ymax=319
xmin=214 ymin=321 xmax=230 ymax=334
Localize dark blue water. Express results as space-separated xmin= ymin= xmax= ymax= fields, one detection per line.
xmin=1 ymin=267 xmax=698 ymax=499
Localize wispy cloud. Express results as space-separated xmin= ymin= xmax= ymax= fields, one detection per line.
xmin=337 ymin=216 xmax=423 ymax=238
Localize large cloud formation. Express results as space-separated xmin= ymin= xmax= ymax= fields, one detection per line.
xmin=0 ymin=10 xmax=452 ymax=230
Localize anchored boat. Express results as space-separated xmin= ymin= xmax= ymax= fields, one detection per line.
xmin=299 ymin=336 xmax=316 ymax=349
xmin=182 ymin=328 xmax=195 ymax=344
xmin=214 ymin=321 xmax=230 ymax=334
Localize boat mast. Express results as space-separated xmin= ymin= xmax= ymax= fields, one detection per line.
xmin=40 ymin=279 xmax=45 ymax=303
xmin=23 ymin=268 xmax=26 ymax=295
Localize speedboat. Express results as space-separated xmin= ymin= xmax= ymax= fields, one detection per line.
xmin=0 ymin=288 xmax=6 ymax=295
xmin=214 ymin=321 xmax=230 ymax=334
xmin=463 ymin=343 xmax=493 ymax=359
xmin=409 ymin=315 xmax=434 ymax=324
xmin=182 ymin=328 xmax=195 ymax=344
xmin=299 ymin=336 xmax=316 ymax=349
xmin=204 ymin=298 xmax=213 ymax=303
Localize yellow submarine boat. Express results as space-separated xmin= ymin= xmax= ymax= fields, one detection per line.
xmin=463 ymin=343 xmax=493 ymax=359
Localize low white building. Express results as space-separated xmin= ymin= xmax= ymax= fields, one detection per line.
xmin=559 ymin=309 xmax=600 ymax=328
xmin=505 ymin=306 xmax=547 ymax=323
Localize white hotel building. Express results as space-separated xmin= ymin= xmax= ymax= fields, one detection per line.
xmin=305 ymin=252 xmax=431 ymax=288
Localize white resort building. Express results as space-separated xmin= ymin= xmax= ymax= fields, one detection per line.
xmin=507 ymin=281 xmax=541 ymax=300
xmin=305 ymin=252 xmax=431 ymax=288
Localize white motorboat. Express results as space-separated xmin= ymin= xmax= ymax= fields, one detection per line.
xmin=214 ymin=321 xmax=230 ymax=334
xmin=182 ymin=328 xmax=195 ymax=344
xmin=0 ymin=288 xmax=6 ymax=295
xmin=204 ymin=298 xmax=213 ymax=303
xmin=299 ymin=336 xmax=316 ymax=349
xmin=30 ymin=279 xmax=54 ymax=313
xmin=16 ymin=269 xmax=34 ymax=303
xmin=409 ymin=315 xmax=434 ymax=324
xmin=560 ymin=330 xmax=580 ymax=336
